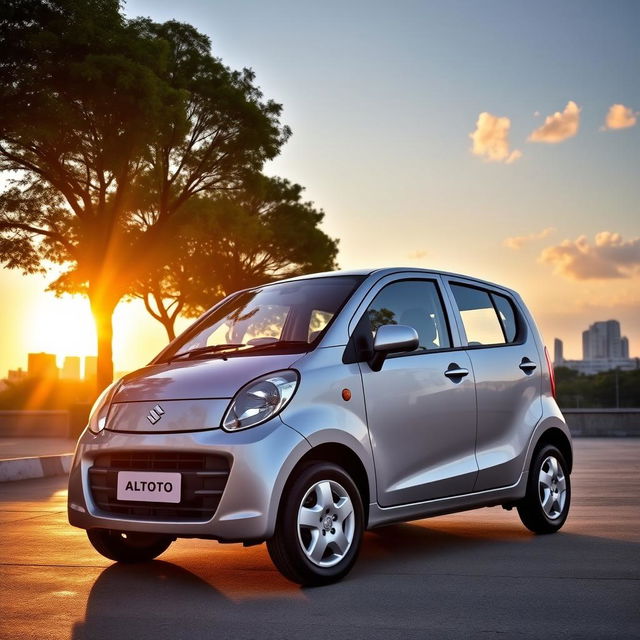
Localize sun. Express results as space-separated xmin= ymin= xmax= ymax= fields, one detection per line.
xmin=25 ymin=293 xmax=97 ymax=363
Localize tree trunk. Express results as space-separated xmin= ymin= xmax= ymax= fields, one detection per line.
xmin=90 ymin=296 xmax=117 ymax=393
xmin=162 ymin=320 xmax=177 ymax=342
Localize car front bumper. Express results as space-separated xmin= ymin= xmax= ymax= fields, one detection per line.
xmin=67 ymin=418 xmax=310 ymax=541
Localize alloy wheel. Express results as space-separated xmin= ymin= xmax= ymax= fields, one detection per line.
xmin=296 ymin=479 xmax=355 ymax=567
xmin=538 ymin=455 xmax=567 ymax=520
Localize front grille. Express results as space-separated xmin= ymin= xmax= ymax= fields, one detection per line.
xmin=88 ymin=451 xmax=231 ymax=521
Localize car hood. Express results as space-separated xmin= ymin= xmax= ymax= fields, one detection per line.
xmin=113 ymin=352 xmax=304 ymax=403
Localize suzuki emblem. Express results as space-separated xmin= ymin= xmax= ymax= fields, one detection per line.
xmin=147 ymin=404 xmax=165 ymax=424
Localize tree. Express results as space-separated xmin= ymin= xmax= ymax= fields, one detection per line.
xmin=132 ymin=174 xmax=339 ymax=340
xmin=0 ymin=0 xmax=289 ymax=390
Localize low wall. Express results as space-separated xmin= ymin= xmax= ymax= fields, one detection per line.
xmin=562 ymin=409 xmax=640 ymax=437
xmin=0 ymin=410 xmax=70 ymax=438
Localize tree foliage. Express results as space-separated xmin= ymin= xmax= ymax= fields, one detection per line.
xmin=555 ymin=366 xmax=640 ymax=408
xmin=133 ymin=173 xmax=339 ymax=339
xmin=0 ymin=0 xmax=290 ymax=388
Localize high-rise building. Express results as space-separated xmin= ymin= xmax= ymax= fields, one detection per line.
xmin=560 ymin=319 xmax=637 ymax=374
xmin=621 ymin=337 xmax=629 ymax=359
xmin=61 ymin=356 xmax=81 ymax=380
xmin=554 ymin=338 xmax=564 ymax=366
xmin=582 ymin=320 xmax=628 ymax=360
xmin=27 ymin=353 xmax=58 ymax=379
xmin=84 ymin=356 xmax=98 ymax=381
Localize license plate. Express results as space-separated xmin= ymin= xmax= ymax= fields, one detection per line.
xmin=116 ymin=471 xmax=182 ymax=504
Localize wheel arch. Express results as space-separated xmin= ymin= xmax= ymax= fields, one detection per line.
xmin=281 ymin=442 xmax=371 ymax=526
xmin=531 ymin=427 xmax=573 ymax=473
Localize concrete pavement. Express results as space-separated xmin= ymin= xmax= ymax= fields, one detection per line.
xmin=0 ymin=438 xmax=639 ymax=639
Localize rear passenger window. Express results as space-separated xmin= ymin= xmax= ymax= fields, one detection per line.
xmin=492 ymin=293 xmax=518 ymax=343
xmin=450 ymin=285 xmax=505 ymax=346
xmin=366 ymin=280 xmax=451 ymax=351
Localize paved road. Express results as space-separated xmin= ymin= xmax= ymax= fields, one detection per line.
xmin=1 ymin=439 xmax=639 ymax=640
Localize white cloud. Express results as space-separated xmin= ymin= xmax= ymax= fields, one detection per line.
xmin=539 ymin=232 xmax=640 ymax=279
xmin=469 ymin=112 xmax=522 ymax=164
xmin=602 ymin=103 xmax=637 ymax=130
xmin=528 ymin=101 xmax=581 ymax=143
xmin=503 ymin=227 xmax=555 ymax=250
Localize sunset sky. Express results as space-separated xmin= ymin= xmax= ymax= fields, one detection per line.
xmin=1 ymin=0 xmax=638 ymax=376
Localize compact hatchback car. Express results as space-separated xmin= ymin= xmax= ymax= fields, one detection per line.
xmin=68 ymin=268 xmax=572 ymax=585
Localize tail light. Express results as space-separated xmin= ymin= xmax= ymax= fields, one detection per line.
xmin=544 ymin=346 xmax=556 ymax=399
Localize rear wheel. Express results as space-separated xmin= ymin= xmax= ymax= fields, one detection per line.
xmin=86 ymin=529 xmax=173 ymax=563
xmin=267 ymin=462 xmax=364 ymax=586
xmin=517 ymin=444 xmax=571 ymax=534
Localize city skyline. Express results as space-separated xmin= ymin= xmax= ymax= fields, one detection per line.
xmin=6 ymin=353 xmax=99 ymax=382
xmin=554 ymin=318 xmax=638 ymax=374
xmin=2 ymin=316 xmax=637 ymax=382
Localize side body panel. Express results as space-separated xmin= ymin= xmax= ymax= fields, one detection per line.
xmin=360 ymin=350 xmax=478 ymax=504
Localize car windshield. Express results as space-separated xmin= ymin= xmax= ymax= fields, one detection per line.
xmin=161 ymin=276 xmax=364 ymax=361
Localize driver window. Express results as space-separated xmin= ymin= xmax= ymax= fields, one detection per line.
xmin=366 ymin=280 xmax=451 ymax=351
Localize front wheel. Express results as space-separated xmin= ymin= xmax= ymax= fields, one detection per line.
xmin=517 ymin=444 xmax=571 ymax=534
xmin=86 ymin=529 xmax=174 ymax=563
xmin=267 ymin=462 xmax=364 ymax=586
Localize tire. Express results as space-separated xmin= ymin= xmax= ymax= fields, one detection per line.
xmin=517 ymin=444 xmax=571 ymax=534
xmin=86 ymin=529 xmax=174 ymax=563
xmin=267 ymin=462 xmax=364 ymax=586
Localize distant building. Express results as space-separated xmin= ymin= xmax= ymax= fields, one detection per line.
xmin=554 ymin=338 xmax=564 ymax=366
xmin=7 ymin=368 xmax=27 ymax=382
xmin=84 ymin=356 xmax=98 ymax=381
xmin=27 ymin=353 xmax=58 ymax=379
xmin=582 ymin=320 xmax=627 ymax=360
xmin=61 ymin=356 xmax=81 ymax=381
xmin=557 ymin=319 xmax=637 ymax=374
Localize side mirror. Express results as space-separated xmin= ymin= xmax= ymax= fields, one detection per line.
xmin=369 ymin=324 xmax=419 ymax=371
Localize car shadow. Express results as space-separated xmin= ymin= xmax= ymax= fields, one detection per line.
xmin=70 ymin=519 xmax=640 ymax=640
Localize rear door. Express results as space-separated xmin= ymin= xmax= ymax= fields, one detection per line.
xmin=356 ymin=276 xmax=478 ymax=506
xmin=445 ymin=280 xmax=543 ymax=491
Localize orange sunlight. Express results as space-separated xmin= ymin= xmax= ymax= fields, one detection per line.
xmin=26 ymin=295 xmax=96 ymax=363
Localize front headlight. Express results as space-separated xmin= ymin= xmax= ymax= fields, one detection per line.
xmin=222 ymin=370 xmax=299 ymax=432
xmin=88 ymin=380 xmax=121 ymax=434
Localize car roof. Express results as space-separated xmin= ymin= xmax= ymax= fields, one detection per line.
xmin=280 ymin=267 xmax=518 ymax=296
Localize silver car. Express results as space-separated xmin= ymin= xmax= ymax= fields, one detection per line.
xmin=68 ymin=268 xmax=572 ymax=585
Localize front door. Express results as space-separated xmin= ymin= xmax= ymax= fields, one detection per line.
xmin=358 ymin=278 xmax=478 ymax=507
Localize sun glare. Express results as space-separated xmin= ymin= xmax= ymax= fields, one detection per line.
xmin=26 ymin=294 xmax=96 ymax=363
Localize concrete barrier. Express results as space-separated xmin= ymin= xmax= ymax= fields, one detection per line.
xmin=562 ymin=409 xmax=640 ymax=437
xmin=0 ymin=454 xmax=72 ymax=482
xmin=0 ymin=410 xmax=70 ymax=438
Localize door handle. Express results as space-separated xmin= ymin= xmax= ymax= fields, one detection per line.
xmin=519 ymin=358 xmax=537 ymax=373
xmin=444 ymin=364 xmax=469 ymax=379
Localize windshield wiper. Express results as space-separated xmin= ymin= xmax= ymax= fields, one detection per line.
xmin=246 ymin=340 xmax=310 ymax=352
xmin=167 ymin=343 xmax=246 ymax=362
